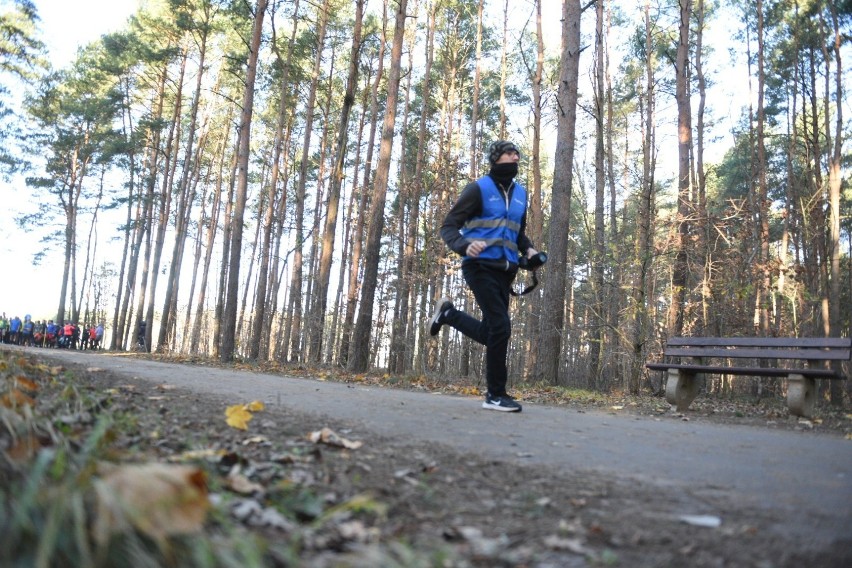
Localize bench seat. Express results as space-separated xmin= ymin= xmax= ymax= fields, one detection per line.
xmin=645 ymin=363 xmax=842 ymax=380
xmin=646 ymin=337 xmax=850 ymax=418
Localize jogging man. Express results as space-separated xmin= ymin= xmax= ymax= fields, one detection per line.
xmin=428 ymin=140 xmax=539 ymax=412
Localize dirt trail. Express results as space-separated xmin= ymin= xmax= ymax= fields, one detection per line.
xmin=23 ymin=347 xmax=852 ymax=564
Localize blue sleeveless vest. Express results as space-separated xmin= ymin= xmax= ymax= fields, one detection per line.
xmin=462 ymin=176 xmax=527 ymax=264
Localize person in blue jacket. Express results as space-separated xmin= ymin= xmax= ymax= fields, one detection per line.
xmin=428 ymin=140 xmax=539 ymax=413
xmin=9 ymin=315 xmax=22 ymax=345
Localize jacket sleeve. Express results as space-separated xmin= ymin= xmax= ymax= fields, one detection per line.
xmin=517 ymin=210 xmax=534 ymax=256
xmin=440 ymin=181 xmax=481 ymax=256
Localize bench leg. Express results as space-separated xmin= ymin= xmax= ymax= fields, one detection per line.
xmin=787 ymin=374 xmax=815 ymax=418
xmin=665 ymin=369 xmax=699 ymax=412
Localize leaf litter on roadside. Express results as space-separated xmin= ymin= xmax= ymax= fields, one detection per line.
xmin=0 ymin=351 xmax=395 ymax=566
xmin=6 ymin=348 xmax=851 ymax=568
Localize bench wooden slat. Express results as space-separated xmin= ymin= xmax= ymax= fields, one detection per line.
xmin=647 ymin=336 xmax=849 ymax=417
xmin=663 ymin=346 xmax=851 ymax=361
xmin=646 ymin=363 xmax=843 ymax=379
xmin=665 ymin=336 xmax=852 ymax=349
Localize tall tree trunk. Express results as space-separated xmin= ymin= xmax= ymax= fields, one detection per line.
xmin=191 ymin=116 xmax=231 ymax=355
xmin=144 ymin=45 xmax=187 ymax=351
xmin=824 ymin=2 xmax=844 ymax=406
xmin=180 ymin=169 xmax=211 ymax=352
xmin=158 ymin=28 xmax=210 ymax=351
xmin=251 ymin=0 xmax=300 ymax=360
xmin=498 ymin=0 xmax=509 ymax=138
xmin=461 ymin=0 xmax=484 ymax=376
xmin=213 ymin=127 xmax=239 ymax=358
xmin=604 ymin=0 xmax=622 ymax=371
xmin=668 ymin=0 xmax=692 ymax=337
xmin=116 ymin=71 xmax=166 ymax=349
xmin=112 ymin=77 xmax=140 ymax=350
xmin=524 ymin=0 xmax=545 ymax=381
xmin=531 ymin=0 xmax=581 ymax=385
xmin=348 ymin=0 xmax=409 ymax=373
xmin=469 ymin=0 xmax=483 ymax=180
xmin=756 ymin=0 xmax=771 ymax=336
xmin=589 ymin=0 xmax=606 ymax=388
xmin=220 ymin=0 xmax=267 ymax=361
xmin=389 ymin=0 xmax=414 ymax=374
xmin=304 ymin=61 xmax=336 ymax=361
xmin=340 ymin=3 xmax=387 ymax=366
xmin=286 ymin=0 xmax=329 ymax=362
xmin=405 ymin=4 xmax=436 ymax=374
xmin=694 ymin=0 xmax=710 ymax=336
xmin=309 ymin=0 xmax=363 ymax=363
xmin=629 ymin=0 xmax=657 ymax=394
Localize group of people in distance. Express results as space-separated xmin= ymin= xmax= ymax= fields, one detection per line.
xmin=0 ymin=313 xmax=104 ymax=350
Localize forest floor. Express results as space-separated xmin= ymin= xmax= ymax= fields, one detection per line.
xmin=1 ymin=345 xmax=850 ymax=567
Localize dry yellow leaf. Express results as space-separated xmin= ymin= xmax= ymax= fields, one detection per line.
xmin=225 ymin=404 xmax=253 ymax=430
xmin=225 ymin=401 xmax=264 ymax=430
xmin=92 ymin=463 xmax=209 ymax=547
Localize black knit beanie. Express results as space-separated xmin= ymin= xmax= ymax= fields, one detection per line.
xmin=487 ymin=140 xmax=520 ymax=166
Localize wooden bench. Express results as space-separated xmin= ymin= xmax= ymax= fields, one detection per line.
xmin=646 ymin=337 xmax=851 ymax=418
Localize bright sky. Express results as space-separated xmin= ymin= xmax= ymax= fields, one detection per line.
xmin=36 ymin=0 xmax=139 ymax=66
xmin=0 ymin=1 xmax=138 ymax=321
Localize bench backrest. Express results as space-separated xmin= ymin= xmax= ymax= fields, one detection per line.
xmin=663 ymin=337 xmax=852 ymax=361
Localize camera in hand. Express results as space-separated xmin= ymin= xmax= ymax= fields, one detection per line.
xmin=518 ymin=251 xmax=548 ymax=271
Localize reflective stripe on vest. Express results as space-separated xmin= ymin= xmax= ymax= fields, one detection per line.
xmin=462 ymin=176 xmax=527 ymax=264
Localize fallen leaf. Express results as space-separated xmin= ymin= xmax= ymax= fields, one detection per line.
xmin=225 ymin=401 xmax=265 ymax=430
xmin=168 ymin=448 xmax=227 ymax=463
xmin=1 ymin=389 xmax=35 ymax=408
xmin=226 ymin=472 xmax=264 ymax=495
xmin=5 ymin=433 xmax=44 ymax=462
xmin=308 ymin=427 xmax=362 ymax=449
xmin=92 ymin=463 xmax=209 ymax=546
xmin=225 ymin=404 xmax=254 ymax=430
xmin=13 ymin=376 xmax=39 ymax=392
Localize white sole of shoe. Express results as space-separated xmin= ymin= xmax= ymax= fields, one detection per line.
xmin=428 ymin=297 xmax=451 ymax=336
xmin=482 ymin=401 xmax=522 ymax=412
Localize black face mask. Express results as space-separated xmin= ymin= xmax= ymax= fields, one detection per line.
xmin=489 ymin=162 xmax=519 ymax=179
